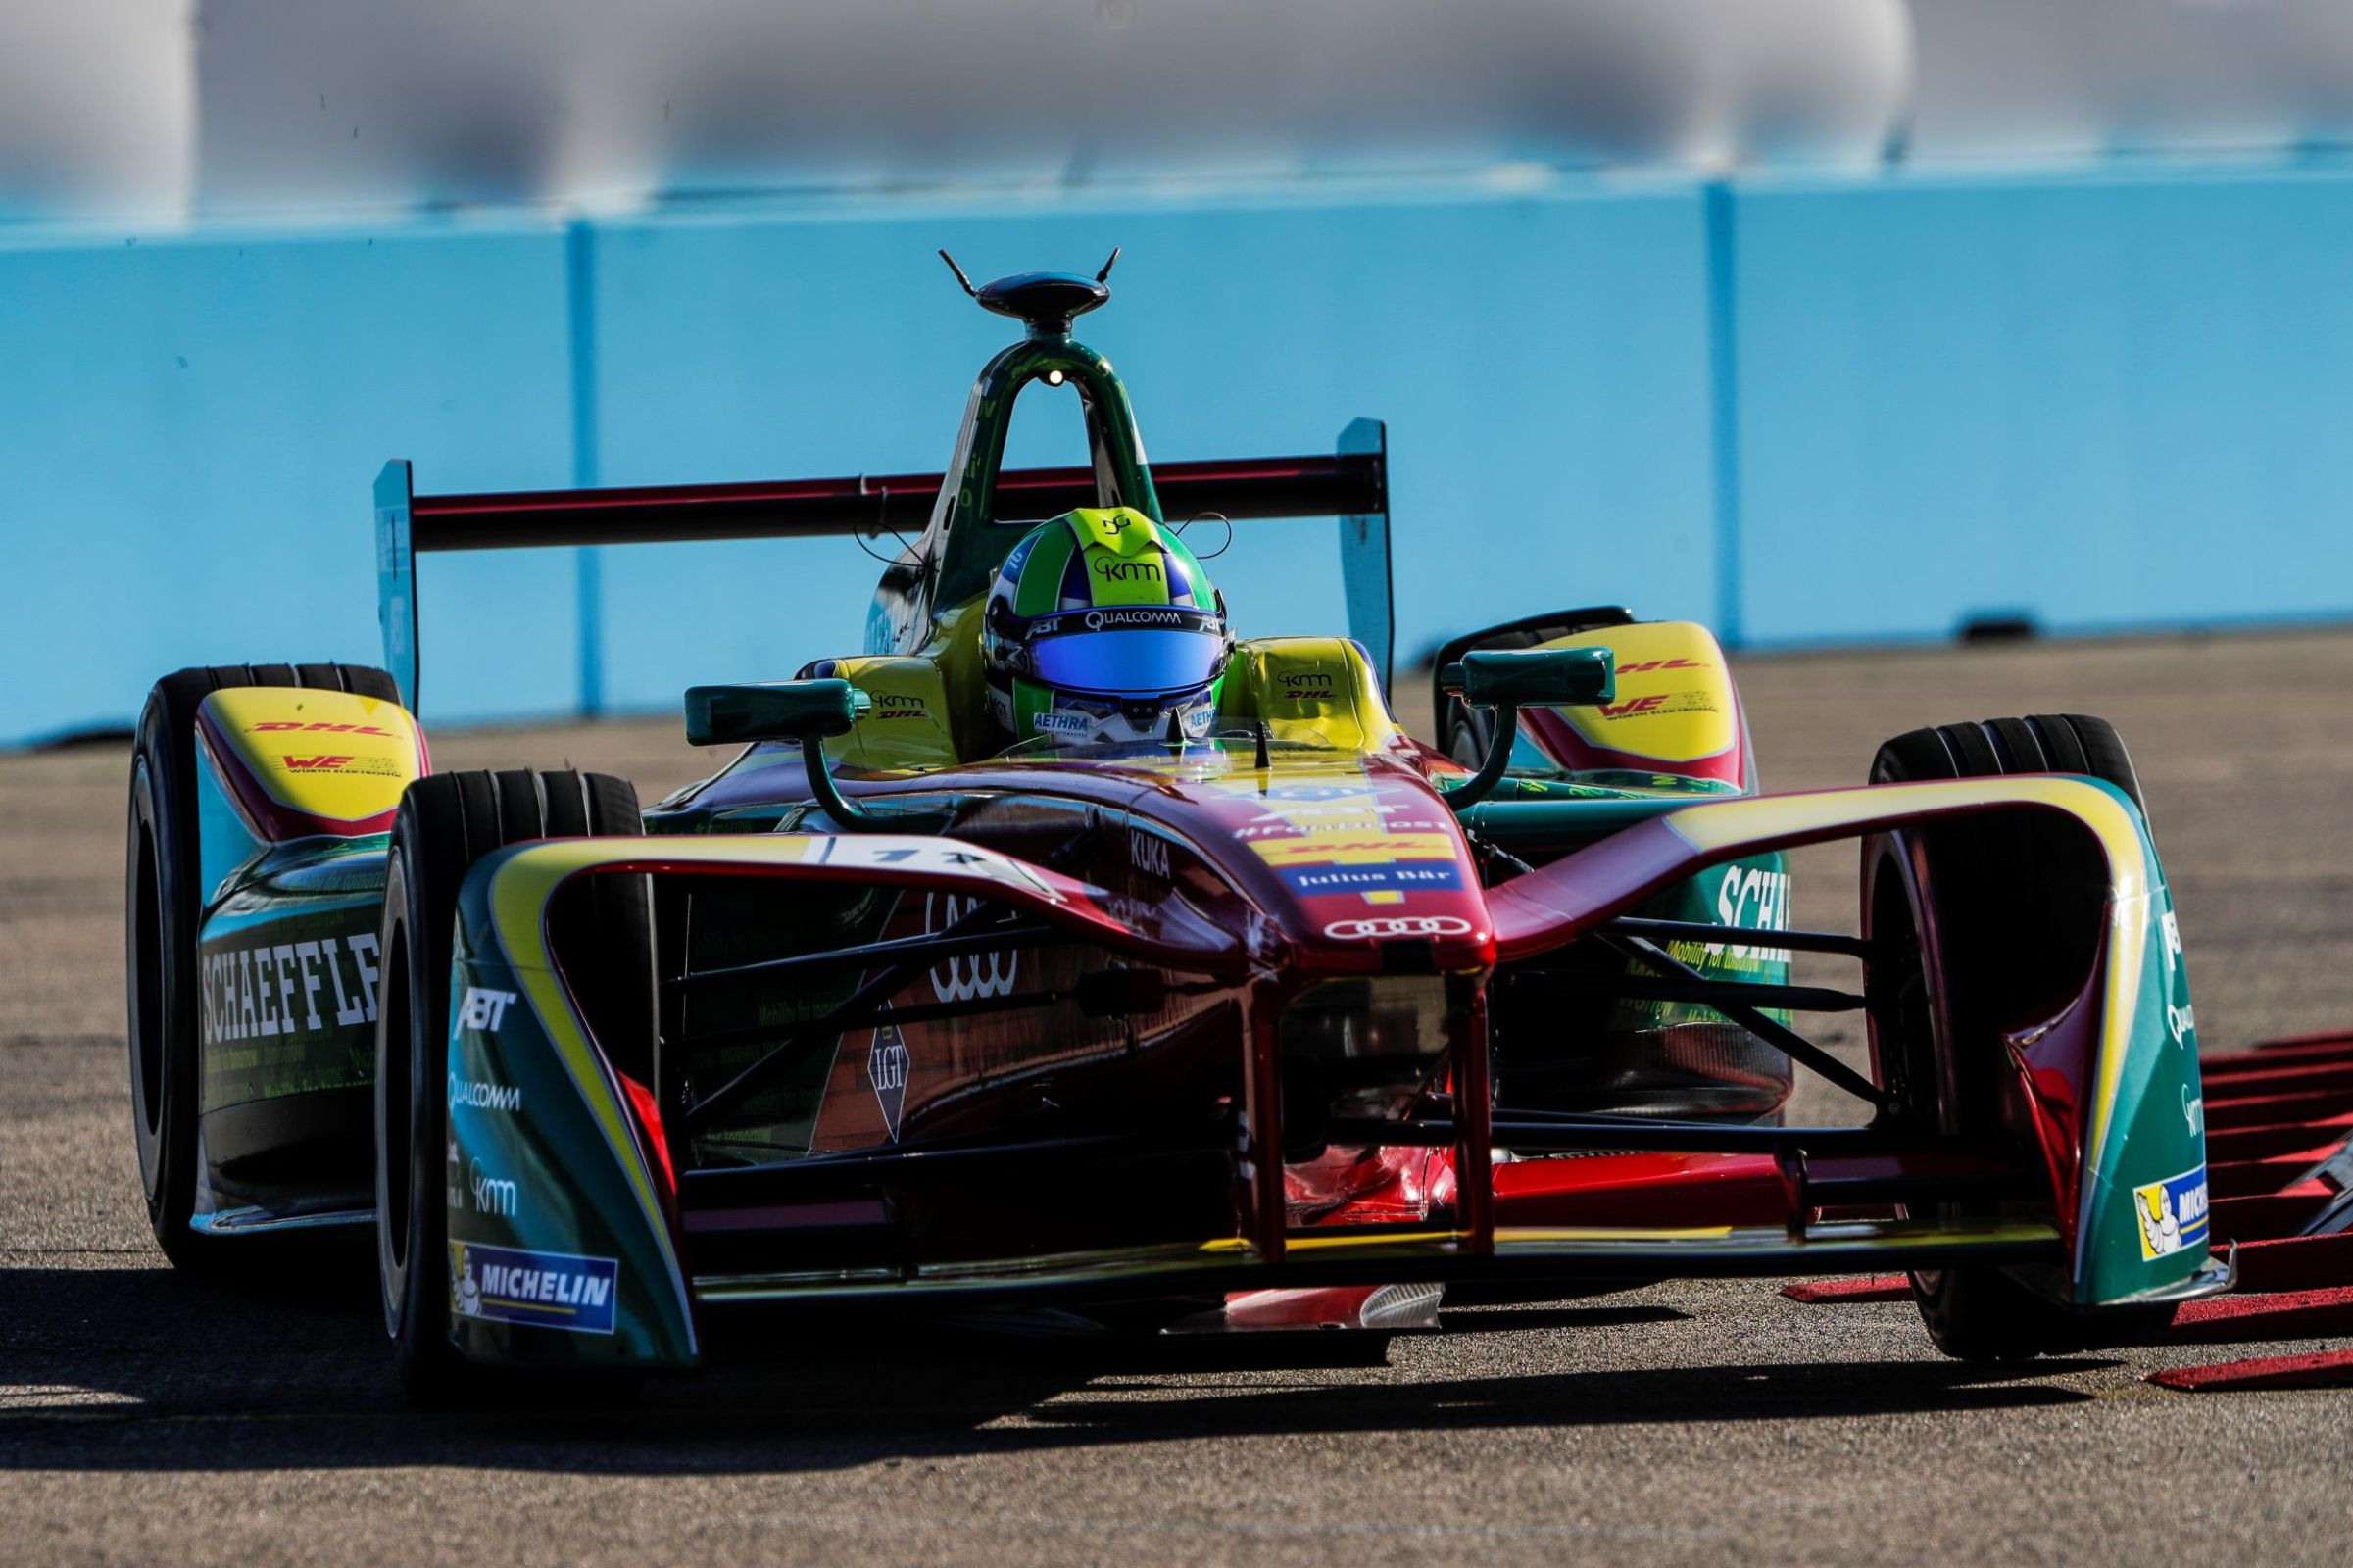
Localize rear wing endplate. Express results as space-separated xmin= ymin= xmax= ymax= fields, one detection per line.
xmin=375 ymin=418 xmax=1390 ymax=713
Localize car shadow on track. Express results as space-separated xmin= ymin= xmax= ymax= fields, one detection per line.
xmin=0 ymin=1262 xmax=2101 ymax=1477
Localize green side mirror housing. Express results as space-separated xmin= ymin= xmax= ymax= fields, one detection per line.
xmin=1437 ymin=646 xmax=1616 ymax=710
xmin=684 ymin=680 xmax=871 ymax=747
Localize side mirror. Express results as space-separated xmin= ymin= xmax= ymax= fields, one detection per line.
xmin=1437 ymin=647 xmax=1615 ymax=710
xmin=1436 ymin=646 xmax=1616 ymax=811
xmin=684 ymin=680 xmax=870 ymax=748
xmin=683 ymin=680 xmax=878 ymax=829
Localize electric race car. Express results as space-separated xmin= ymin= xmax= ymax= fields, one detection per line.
xmin=124 ymin=253 xmax=2225 ymax=1401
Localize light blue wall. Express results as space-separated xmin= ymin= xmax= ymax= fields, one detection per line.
xmin=1733 ymin=169 xmax=2353 ymax=645
xmin=3 ymin=168 xmax=2349 ymax=744
xmin=580 ymin=190 xmax=1715 ymax=714
xmin=0 ymin=224 xmax=583 ymax=737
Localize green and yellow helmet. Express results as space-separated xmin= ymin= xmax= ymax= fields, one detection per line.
xmin=980 ymin=507 xmax=1231 ymax=746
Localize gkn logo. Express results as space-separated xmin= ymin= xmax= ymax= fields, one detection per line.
xmin=1279 ymin=671 xmax=1335 ymax=699
xmin=467 ymin=1159 xmax=517 ymax=1217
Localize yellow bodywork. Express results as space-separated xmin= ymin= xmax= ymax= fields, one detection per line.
xmin=197 ymin=687 xmax=424 ymax=829
xmin=826 ymin=617 xmax=1400 ymax=770
xmin=1218 ymin=636 xmax=1400 ymax=752
xmin=1532 ymin=620 xmax=1737 ymax=767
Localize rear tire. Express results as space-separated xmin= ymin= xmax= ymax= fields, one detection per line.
xmin=125 ymin=663 xmax=401 ymax=1270
xmin=1866 ymin=713 xmax=2163 ymax=1359
xmin=374 ymin=769 xmax=649 ymax=1404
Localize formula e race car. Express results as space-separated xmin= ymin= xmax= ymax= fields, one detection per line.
xmin=124 ymin=253 xmax=2224 ymax=1401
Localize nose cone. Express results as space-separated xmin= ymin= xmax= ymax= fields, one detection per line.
xmin=1151 ymin=761 xmax=1495 ymax=973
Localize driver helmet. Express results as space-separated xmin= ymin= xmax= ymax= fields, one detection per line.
xmin=981 ymin=507 xmax=1231 ymax=746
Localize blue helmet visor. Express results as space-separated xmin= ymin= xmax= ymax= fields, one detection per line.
xmin=1030 ymin=629 xmax=1225 ymax=696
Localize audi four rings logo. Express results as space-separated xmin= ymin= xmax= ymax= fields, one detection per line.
xmin=1323 ymin=916 xmax=1474 ymax=940
xmin=924 ymin=894 xmax=1018 ymax=1001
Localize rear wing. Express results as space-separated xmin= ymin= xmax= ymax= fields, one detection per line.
xmin=374 ymin=418 xmax=1390 ymax=714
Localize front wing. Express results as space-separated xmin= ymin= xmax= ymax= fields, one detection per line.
xmin=438 ymin=778 xmax=2212 ymax=1371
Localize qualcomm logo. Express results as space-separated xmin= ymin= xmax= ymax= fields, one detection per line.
xmin=924 ymin=893 xmax=1018 ymax=1002
xmin=448 ymin=1074 xmax=521 ymax=1113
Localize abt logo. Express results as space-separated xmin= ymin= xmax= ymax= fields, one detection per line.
xmin=1323 ymin=915 xmax=1474 ymax=940
xmin=458 ymin=987 xmax=517 ymax=1032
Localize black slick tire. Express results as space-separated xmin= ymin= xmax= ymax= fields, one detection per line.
xmin=1866 ymin=713 xmax=2164 ymax=1360
xmin=374 ymin=769 xmax=650 ymax=1405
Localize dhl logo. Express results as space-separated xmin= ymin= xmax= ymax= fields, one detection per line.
xmin=1250 ymin=832 xmax=1458 ymax=866
xmin=251 ymin=722 xmax=401 ymax=736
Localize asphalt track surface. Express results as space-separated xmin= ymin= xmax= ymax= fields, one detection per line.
xmin=6 ymin=629 xmax=2352 ymax=1567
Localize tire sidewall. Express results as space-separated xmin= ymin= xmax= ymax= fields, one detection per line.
xmin=126 ymin=694 xmax=210 ymax=1261
xmin=375 ymin=819 xmax=456 ymax=1385
xmin=125 ymin=751 xmax=174 ymax=1219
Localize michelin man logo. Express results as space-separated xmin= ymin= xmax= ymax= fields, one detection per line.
xmin=2132 ymin=1167 xmax=2211 ymax=1261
